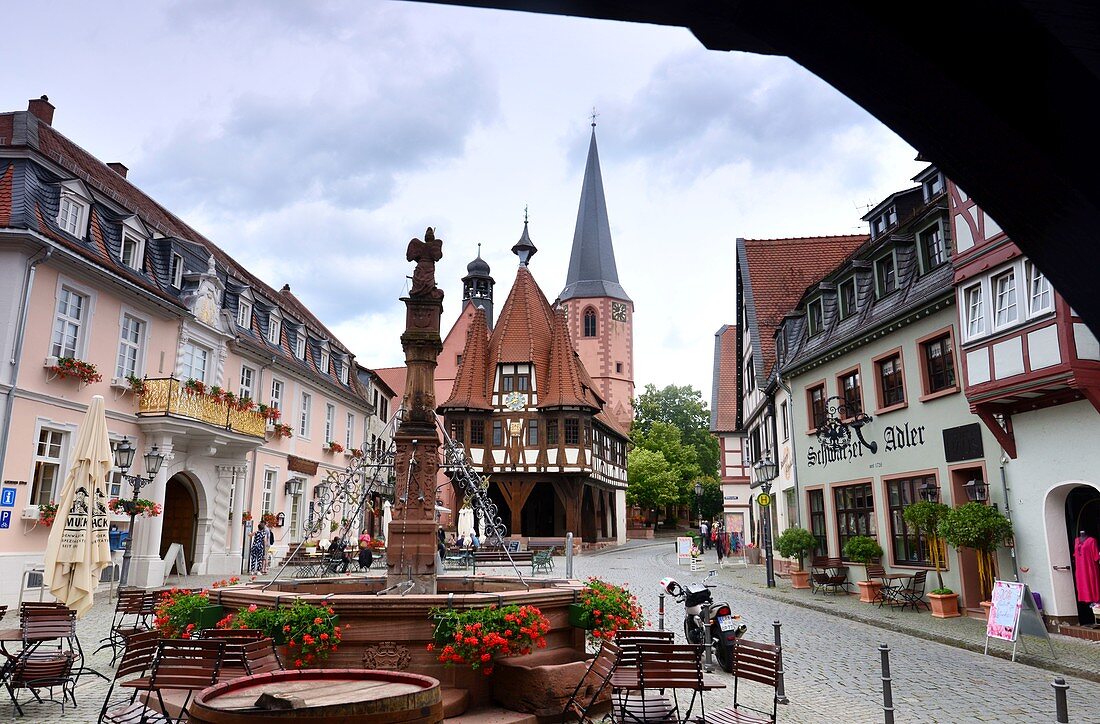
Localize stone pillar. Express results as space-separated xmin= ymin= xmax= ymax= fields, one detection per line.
xmin=614 ymin=488 xmax=627 ymax=545
xmin=387 ymin=228 xmax=445 ymax=595
xmin=229 ymin=466 xmax=246 ymax=560
xmin=130 ymin=437 xmax=174 ymax=588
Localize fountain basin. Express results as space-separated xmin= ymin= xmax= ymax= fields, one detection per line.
xmin=212 ymin=575 xmax=587 ymax=713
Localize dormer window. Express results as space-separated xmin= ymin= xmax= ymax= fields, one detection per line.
xmin=922 ymin=172 xmax=945 ymax=201
xmin=58 ymin=195 xmax=87 ymax=237
xmin=745 ymin=353 xmax=755 ymax=390
xmin=839 ymin=279 xmax=857 ymax=319
xmin=293 ymin=332 xmax=306 ymax=360
xmin=919 ymin=223 xmax=948 ymax=272
xmin=338 ymin=359 xmax=349 ymax=385
xmin=236 ymin=299 xmax=253 ymax=329
xmin=267 ymin=316 xmax=281 ymax=345
xmin=807 ymin=299 xmax=824 ymax=336
xmin=169 ymin=253 xmax=184 ymax=288
xmin=320 ymin=347 xmax=330 ymax=374
xmin=120 ymin=232 xmax=144 ymax=270
xmin=875 ymin=254 xmax=897 ymax=298
xmin=872 ymin=206 xmax=897 ymax=237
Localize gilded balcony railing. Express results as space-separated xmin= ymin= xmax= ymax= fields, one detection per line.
xmin=138 ymin=378 xmax=267 ymax=439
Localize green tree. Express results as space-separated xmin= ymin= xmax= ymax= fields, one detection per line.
xmin=633 ymin=421 xmax=703 ymax=506
xmin=697 ymin=475 xmax=724 ymax=520
xmin=633 ymin=384 xmax=719 ymax=480
xmin=625 ymin=447 xmax=680 ymax=513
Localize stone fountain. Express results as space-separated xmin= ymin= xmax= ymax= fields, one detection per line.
xmin=216 ymin=229 xmax=593 ymax=720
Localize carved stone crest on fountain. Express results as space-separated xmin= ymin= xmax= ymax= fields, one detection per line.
xmin=387 ymin=228 xmax=446 ymax=594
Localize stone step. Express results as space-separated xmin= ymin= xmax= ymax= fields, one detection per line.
xmin=445 ymin=705 xmax=538 ymax=723
xmin=442 ymin=687 xmax=470 ymax=718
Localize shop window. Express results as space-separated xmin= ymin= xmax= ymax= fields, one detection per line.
xmin=808 ymin=489 xmax=827 ymax=556
xmin=876 ymin=353 xmax=906 ymax=409
xmin=921 ymin=334 xmax=956 ymax=395
xmin=887 ymin=476 xmax=937 ymax=566
xmin=835 ymin=482 xmax=876 ymax=558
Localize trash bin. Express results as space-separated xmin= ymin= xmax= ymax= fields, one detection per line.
xmin=110 ymin=527 xmax=128 ymax=551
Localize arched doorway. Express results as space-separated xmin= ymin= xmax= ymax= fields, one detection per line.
xmin=161 ymin=474 xmax=198 ymax=572
xmin=1043 ymin=481 xmax=1100 ymax=621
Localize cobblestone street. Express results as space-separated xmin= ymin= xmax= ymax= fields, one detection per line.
xmin=10 ymin=544 xmax=1100 ymax=723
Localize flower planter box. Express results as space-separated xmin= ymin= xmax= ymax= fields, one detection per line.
xmin=856 ymin=580 xmax=882 ymax=603
xmin=626 ymin=527 xmax=654 ymax=540
xmin=187 ymin=604 xmax=226 ymax=631
xmin=568 ymin=603 xmax=593 ymax=630
xmin=929 ymin=592 xmax=961 ymax=618
xmin=745 ymin=548 xmax=761 ymax=565
xmin=790 ymin=570 xmax=811 ymax=590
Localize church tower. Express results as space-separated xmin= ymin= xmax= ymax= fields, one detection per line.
xmin=461 ymin=244 xmax=495 ymax=328
xmin=558 ymin=125 xmax=634 ymax=432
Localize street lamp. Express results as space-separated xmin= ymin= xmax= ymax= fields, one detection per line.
xmin=918 ymin=479 xmax=941 ymax=502
xmin=963 ymin=478 xmax=989 ymax=502
xmin=752 ymin=456 xmax=779 ymax=588
xmin=694 ymin=481 xmax=703 ymax=523
xmin=113 ymin=438 xmax=165 ymax=587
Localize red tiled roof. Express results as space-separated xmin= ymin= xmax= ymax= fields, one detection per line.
xmin=541 ymin=308 xmax=600 ymax=410
xmin=743 ymin=235 xmax=866 ymax=376
xmin=713 ymin=324 xmax=739 ymax=432
xmin=443 ymin=307 xmax=493 ymax=410
xmin=487 ymin=266 xmax=556 ymax=394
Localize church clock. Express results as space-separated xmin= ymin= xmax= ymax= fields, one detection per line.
xmin=612 ymin=302 xmax=628 ymax=322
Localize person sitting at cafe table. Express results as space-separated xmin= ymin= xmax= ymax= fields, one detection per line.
xmin=328 ymin=535 xmax=350 ymax=573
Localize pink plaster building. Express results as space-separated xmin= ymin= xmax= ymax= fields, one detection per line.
xmin=0 ymin=98 xmax=395 ymax=603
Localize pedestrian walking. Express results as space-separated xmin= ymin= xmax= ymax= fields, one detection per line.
xmin=249 ymin=521 xmax=268 ymax=575
xmin=700 ymin=520 xmax=709 ymax=550
xmin=358 ymin=532 xmax=373 ymax=570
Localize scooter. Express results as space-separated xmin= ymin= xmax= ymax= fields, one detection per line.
xmin=660 ymin=575 xmax=746 ymax=672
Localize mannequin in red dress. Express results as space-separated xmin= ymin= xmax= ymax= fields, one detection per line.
xmin=1073 ymin=531 xmax=1100 ymax=610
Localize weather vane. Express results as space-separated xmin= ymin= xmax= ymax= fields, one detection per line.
xmin=524 ymin=204 xmax=529 ymax=224
xmin=590 ymin=107 xmax=599 ymax=128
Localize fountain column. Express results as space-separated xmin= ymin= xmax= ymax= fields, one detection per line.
xmin=387 ymin=228 xmax=445 ymax=594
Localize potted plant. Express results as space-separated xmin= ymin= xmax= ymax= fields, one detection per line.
xmin=568 ymin=577 xmax=646 ymax=643
xmin=428 ymin=603 xmax=550 ymax=677
xmin=903 ymin=501 xmax=958 ymax=617
xmin=776 ymin=527 xmax=817 ymax=589
xmin=271 ymin=423 xmax=293 ymax=439
xmin=153 ymin=588 xmax=225 ymax=638
xmin=125 ymin=374 xmax=147 ymax=395
xmin=262 ymin=512 xmax=279 ymax=528
xmin=49 ymin=357 xmax=102 ymax=385
xmin=938 ymin=502 xmax=1013 ymax=605
xmin=745 ymin=542 xmax=761 ymax=565
xmin=108 ymin=498 xmax=163 ymax=517
xmin=38 ymin=502 xmax=59 ymax=527
xmin=241 ymin=511 xmax=253 ymax=523
xmin=218 ymin=598 xmax=342 ymax=669
xmin=843 ymin=535 xmax=885 ymax=603
xmin=325 ymin=441 xmax=344 ymax=454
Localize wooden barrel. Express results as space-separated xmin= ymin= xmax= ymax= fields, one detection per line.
xmin=187 ymin=669 xmax=443 ymax=724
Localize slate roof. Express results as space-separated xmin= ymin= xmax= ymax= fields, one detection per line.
xmin=558 ymin=129 xmax=630 ymax=303
xmin=0 ymin=106 xmax=365 ymax=402
xmin=739 ymin=235 xmax=867 ymax=380
xmin=710 ymin=324 xmax=739 ymax=433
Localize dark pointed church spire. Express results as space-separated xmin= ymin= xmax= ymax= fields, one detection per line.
xmin=558 ymin=126 xmax=630 ymax=302
xmin=462 ymin=243 xmax=495 ymax=327
xmin=511 ymin=212 xmax=538 ymax=267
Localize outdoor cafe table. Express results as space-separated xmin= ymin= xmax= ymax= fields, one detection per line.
xmin=879 ymin=572 xmax=914 ymax=606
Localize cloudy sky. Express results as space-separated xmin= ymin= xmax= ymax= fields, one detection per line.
xmin=4 ymin=1 xmax=920 ymax=400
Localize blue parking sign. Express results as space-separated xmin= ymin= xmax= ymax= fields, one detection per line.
xmin=0 ymin=510 xmax=10 ymax=529
xmin=0 ymin=488 xmax=14 ymax=507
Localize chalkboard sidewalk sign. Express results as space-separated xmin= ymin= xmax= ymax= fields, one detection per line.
xmin=984 ymin=580 xmax=1055 ymax=662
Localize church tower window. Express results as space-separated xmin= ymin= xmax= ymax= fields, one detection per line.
xmin=583 ymin=308 xmax=597 ymax=337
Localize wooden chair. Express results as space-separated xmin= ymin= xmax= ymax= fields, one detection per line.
xmin=240 ymin=638 xmax=284 ymax=676
xmin=895 ymin=571 xmax=929 ymax=612
xmin=621 ymin=643 xmax=708 ymax=723
xmin=3 ymin=646 xmax=76 ymax=716
xmin=98 ymin=629 xmax=161 ymax=723
xmin=105 ymin=639 xmax=226 ymax=724
xmin=561 ymin=639 xmax=617 ymax=723
xmin=95 ymin=589 xmax=150 ymax=665
xmin=702 ymin=639 xmax=781 ymax=724
xmin=865 ymin=564 xmax=899 ymax=606
xmin=195 ymin=629 xmax=265 ymax=678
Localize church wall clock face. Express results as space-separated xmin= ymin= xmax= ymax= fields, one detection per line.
xmin=505 ymin=391 xmax=525 ymax=410
xmin=612 ymin=302 xmax=627 ymax=322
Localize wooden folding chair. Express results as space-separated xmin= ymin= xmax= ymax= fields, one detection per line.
xmin=562 ymin=639 xmax=617 ymax=723
xmin=3 ymin=646 xmax=75 ymax=716
xmin=621 ymin=643 xmax=707 ymax=723
xmin=104 ymin=639 xmax=225 ymax=724
xmin=95 ymin=589 xmax=150 ymax=665
xmin=99 ymin=629 xmax=161 ymax=723
xmin=895 ymin=571 xmax=929 ymax=612
xmin=703 ymin=639 xmax=780 ymax=724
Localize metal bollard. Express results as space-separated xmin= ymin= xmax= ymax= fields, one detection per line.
xmin=658 ymin=593 xmax=665 ymax=632
xmin=565 ymin=532 xmax=574 ymax=578
xmin=773 ymin=620 xmax=789 ymax=705
xmin=1052 ymin=677 xmax=1069 ymax=723
xmin=702 ymin=602 xmax=714 ymax=673
xmin=879 ymin=644 xmax=894 ymax=724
